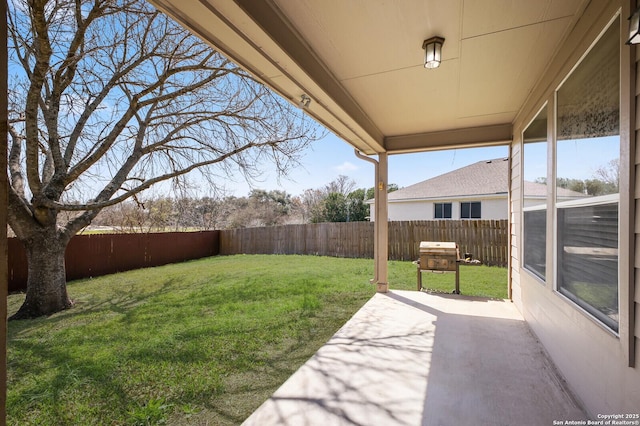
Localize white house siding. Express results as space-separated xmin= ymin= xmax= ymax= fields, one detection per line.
xmin=523 ymin=198 xmax=546 ymax=209
xmin=512 ymin=0 xmax=640 ymax=417
xmin=387 ymin=201 xmax=430 ymax=221
xmin=372 ymin=197 xmax=508 ymax=221
xmin=632 ymin=0 xmax=640 ymax=385
xmin=478 ymin=198 xmax=507 ymax=220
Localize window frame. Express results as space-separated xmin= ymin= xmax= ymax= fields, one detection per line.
xmin=551 ymin=15 xmax=621 ymax=334
xmin=434 ymin=202 xmax=452 ymax=219
xmin=460 ymin=201 xmax=481 ymax=219
xmin=522 ymin=103 xmax=549 ymax=283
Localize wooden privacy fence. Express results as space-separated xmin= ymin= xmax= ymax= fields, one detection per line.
xmin=221 ymin=220 xmax=508 ymax=266
xmin=220 ymin=222 xmax=374 ymax=258
xmin=9 ymin=221 xmax=506 ymax=293
xmin=387 ymin=220 xmax=508 ymax=264
xmin=8 ymin=231 xmax=220 ymax=292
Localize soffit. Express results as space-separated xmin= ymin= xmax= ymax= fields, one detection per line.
xmin=147 ymin=0 xmax=590 ymax=154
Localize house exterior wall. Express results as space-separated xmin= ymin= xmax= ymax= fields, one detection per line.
xmin=523 ymin=198 xmax=546 ymax=209
xmin=511 ymin=0 xmax=640 ymax=416
xmin=370 ymin=197 xmax=508 ymax=221
xmin=388 ymin=201 xmax=429 ymax=221
xmin=631 ymin=0 xmax=640 ymax=375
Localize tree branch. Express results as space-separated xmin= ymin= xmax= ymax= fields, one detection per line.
xmin=23 ymin=0 xmax=53 ymax=196
xmin=8 ymin=122 xmax=26 ymax=198
xmin=8 ymin=0 xmax=321 ymax=232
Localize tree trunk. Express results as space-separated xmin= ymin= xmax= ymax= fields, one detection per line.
xmin=9 ymin=228 xmax=73 ymax=320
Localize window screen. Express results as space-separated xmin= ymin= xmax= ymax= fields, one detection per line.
xmin=460 ymin=202 xmax=481 ymax=219
xmin=435 ymin=203 xmax=452 ymax=219
xmin=523 ymin=105 xmax=548 ymax=281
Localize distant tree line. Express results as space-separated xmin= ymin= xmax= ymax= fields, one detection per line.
xmin=92 ymin=175 xmax=398 ymax=231
xmin=535 ymin=158 xmax=619 ymax=196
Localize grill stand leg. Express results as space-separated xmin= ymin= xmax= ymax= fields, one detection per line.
xmin=417 ymin=263 xmax=460 ymax=294
xmin=453 ymin=261 xmax=460 ymax=294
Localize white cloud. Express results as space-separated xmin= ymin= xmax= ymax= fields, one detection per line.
xmin=334 ymin=161 xmax=359 ymax=173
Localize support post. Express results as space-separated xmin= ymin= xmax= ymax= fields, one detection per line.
xmin=375 ymin=153 xmax=388 ymax=292
xmin=1 ymin=0 xmax=9 ymax=421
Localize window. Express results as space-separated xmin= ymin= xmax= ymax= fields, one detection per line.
xmin=434 ymin=203 xmax=452 ymax=219
xmin=523 ymin=105 xmax=548 ymax=281
xmin=557 ymin=197 xmax=618 ymax=331
xmin=460 ymin=202 xmax=481 ymax=219
xmin=555 ymin=19 xmax=619 ymax=332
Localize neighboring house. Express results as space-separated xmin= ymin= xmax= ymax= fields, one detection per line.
xmin=367 ymin=158 xmax=582 ymax=221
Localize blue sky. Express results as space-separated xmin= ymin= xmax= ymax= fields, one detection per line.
xmin=225 ymin=132 xmax=509 ymax=197
xmin=523 ymin=136 xmax=619 ymax=183
xmin=225 ymin=132 xmax=621 ymax=198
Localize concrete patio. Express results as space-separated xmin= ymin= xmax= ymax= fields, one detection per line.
xmin=243 ymin=290 xmax=587 ymax=426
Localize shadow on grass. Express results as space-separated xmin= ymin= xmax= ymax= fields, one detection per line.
xmin=7 ymin=276 xmax=370 ymax=425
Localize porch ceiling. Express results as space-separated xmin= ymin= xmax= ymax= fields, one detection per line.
xmin=147 ymin=0 xmax=589 ymax=155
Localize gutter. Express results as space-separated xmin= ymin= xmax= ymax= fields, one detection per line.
xmin=354 ymin=149 xmax=380 ymax=285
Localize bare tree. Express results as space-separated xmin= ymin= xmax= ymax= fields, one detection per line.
xmin=301 ymin=188 xmax=326 ymax=223
xmin=593 ymin=158 xmax=620 ymax=191
xmin=325 ymin=175 xmax=357 ymax=196
xmin=7 ymin=0 xmax=320 ymax=319
xmin=101 ymin=199 xmax=151 ymax=233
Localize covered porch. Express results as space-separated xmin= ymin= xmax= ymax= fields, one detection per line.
xmin=0 ymin=0 xmax=635 ymax=422
xmin=243 ymin=290 xmax=585 ymax=425
xmin=143 ymin=0 xmax=640 ymax=418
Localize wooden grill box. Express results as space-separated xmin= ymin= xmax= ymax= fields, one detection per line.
xmin=417 ymin=241 xmax=461 ymax=294
xmin=419 ymin=241 xmax=459 ymax=272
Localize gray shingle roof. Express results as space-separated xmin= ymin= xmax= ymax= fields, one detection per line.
xmin=388 ymin=158 xmax=510 ymax=201
xmin=385 ymin=158 xmax=583 ymax=201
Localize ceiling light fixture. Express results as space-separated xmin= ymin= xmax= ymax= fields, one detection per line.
xmin=422 ymin=36 xmax=445 ymax=69
xmin=627 ymin=7 xmax=640 ymax=44
xmin=299 ymin=94 xmax=311 ymax=109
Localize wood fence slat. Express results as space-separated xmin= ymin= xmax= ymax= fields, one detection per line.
xmin=9 ymin=231 xmax=220 ymax=292
xmin=9 ymin=221 xmax=507 ymax=293
xmin=219 ymin=220 xmax=507 ymax=266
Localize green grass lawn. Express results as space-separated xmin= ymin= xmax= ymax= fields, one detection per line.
xmin=389 ymin=260 xmax=508 ymax=299
xmin=7 ymin=255 xmax=507 ymax=425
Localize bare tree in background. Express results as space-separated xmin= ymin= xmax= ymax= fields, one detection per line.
xmin=593 ymin=158 xmax=619 ymax=193
xmin=325 ymin=175 xmax=357 ymax=197
xmin=6 ymin=0 xmax=321 ymax=319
